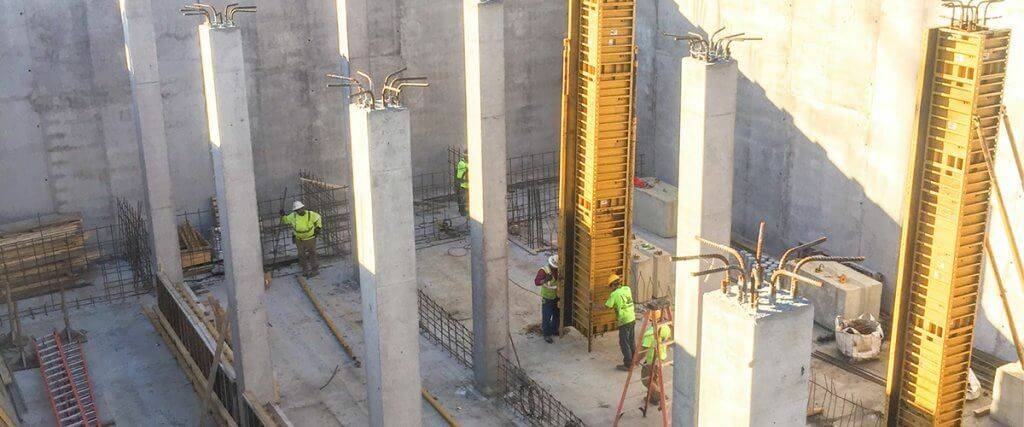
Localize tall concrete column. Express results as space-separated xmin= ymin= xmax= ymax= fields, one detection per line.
xmin=350 ymin=106 xmax=422 ymax=426
xmin=118 ymin=0 xmax=183 ymax=283
xmin=464 ymin=0 xmax=509 ymax=396
xmin=197 ymin=23 xmax=276 ymax=404
xmin=672 ymin=58 xmax=738 ymax=427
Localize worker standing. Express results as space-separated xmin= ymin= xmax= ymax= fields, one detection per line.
xmin=641 ymin=310 xmax=671 ymax=402
xmin=454 ymin=153 xmax=469 ymax=217
xmin=604 ymin=274 xmax=636 ymax=371
xmin=280 ymin=201 xmax=323 ymax=278
xmin=534 ymin=255 xmax=560 ymax=343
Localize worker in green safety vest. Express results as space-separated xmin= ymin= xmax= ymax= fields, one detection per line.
xmin=604 ymin=273 xmax=636 ymax=371
xmin=641 ymin=309 xmax=672 ymax=402
xmin=534 ymin=255 xmax=560 ymax=343
xmin=280 ymin=201 xmax=323 ymax=278
xmin=454 ymin=153 xmax=469 ymax=216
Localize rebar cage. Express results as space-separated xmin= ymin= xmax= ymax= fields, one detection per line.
xmin=175 ymin=174 xmax=352 ymax=276
xmin=0 ymin=199 xmax=152 ymax=324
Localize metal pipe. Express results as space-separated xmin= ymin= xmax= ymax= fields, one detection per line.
xmin=974 ymin=116 xmax=1024 ymax=309
xmin=984 ymin=238 xmax=1024 ymax=364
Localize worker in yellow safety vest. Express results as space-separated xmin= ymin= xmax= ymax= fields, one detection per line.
xmin=279 ymin=201 xmax=323 ymax=278
xmin=454 ymin=153 xmax=469 ymax=216
xmin=534 ymin=255 xmax=560 ymax=343
xmin=604 ymin=273 xmax=636 ymax=371
xmin=641 ymin=310 xmax=672 ymax=402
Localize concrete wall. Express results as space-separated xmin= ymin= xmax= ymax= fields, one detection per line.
xmin=638 ymin=0 xmax=1024 ymax=362
xmin=0 ymin=0 xmax=564 ymax=226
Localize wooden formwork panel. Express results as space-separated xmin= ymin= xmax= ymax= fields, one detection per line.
xmin=558 ymin=0 xmax=638 ymax=347
xmin=888 ymin=27 xmax=1010 ymax=426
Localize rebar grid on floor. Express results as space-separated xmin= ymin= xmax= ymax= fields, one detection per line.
xmin=0 ymin=199 xmax=153 ymax=325
xmin=807 ymin=373 xmax=883 ymax=427
xmin=417 ymin=289 xmax=584 ymax=426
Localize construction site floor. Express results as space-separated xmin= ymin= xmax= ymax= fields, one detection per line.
xmin=419 ymin=237 xmax=671 ymax=426
xmin=3 ymin=227 xmax=1009 ymax=426
xmin=12 ymin=296 xmax=200 ymax=426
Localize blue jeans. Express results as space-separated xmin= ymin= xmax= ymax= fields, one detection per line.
xmin=541 ymin=298 xmax=559 ymax=337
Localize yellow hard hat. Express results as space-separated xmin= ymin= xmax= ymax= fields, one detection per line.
xmin=651 ymin=310 xmax=663 ymax=321
xmin=608 ymin=273 xmax=621 ymax=286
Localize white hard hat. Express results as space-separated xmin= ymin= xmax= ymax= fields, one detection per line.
xmin=292 ymin=201 xmax=305 ymax=211
xmin=548 ymin=255 xmax=558 ymax=269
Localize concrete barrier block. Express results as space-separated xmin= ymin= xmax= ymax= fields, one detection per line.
xmin=991 ymin=362 xmax=1023 ymax=427
xmin=633 ymin=177 xmax=678 ymax=238
xmin=793 ymin=260 xmax=881 ymax=328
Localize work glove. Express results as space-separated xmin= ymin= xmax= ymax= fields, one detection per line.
xmin=279 ymin=209 xmax=287 ymax=217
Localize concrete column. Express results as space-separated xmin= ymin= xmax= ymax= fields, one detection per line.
xmin=197 ymin=24 xmax=276 ymax=404
xmin=464 ymin=0 xmax=509 ymax=396
xmin=350 ymin=106 xmax=422 ymax=426
xmin=118 ymin=0 xmax=183 ymax=283
xmin=672 ymin=58 xmax=738 ymax=427
xmin=697 ymin=290 xmax=813 ymax=426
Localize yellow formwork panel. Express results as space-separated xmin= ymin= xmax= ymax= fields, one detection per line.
xmin=886 ymin=27 xmax=1010 ymax=426
xmin=558 ymin=0 xmax=637 ymax=349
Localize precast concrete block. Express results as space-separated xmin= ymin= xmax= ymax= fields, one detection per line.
xmin=629 ymin=243 xmax=654 ymax=303
xmin=991 ymin=362 xmax=1023 ymax=426
xmin=792 ymin=260 xmax=881 ymax=328
xmin=633 ymin=177 xmax=678 ymax=237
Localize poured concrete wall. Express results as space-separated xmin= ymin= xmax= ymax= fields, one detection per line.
xmin=0 ymin=0 xmax=563 ymax=227
xmin=1 ymin=0 xmax=1020 ymax=362
xmin=638 ymin=0 xmax=1024 ymax=362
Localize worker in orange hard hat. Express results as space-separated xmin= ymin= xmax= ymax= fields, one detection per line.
xmin=604 ymin=273 xmax=636 ymax=371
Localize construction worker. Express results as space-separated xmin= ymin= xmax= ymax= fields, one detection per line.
xmin=641 ymin=310 xmax=671 ymax=403
xmin=279 ymin=201 xmax=322 ymax=278
xmin=534 ymin=255 xmax=560 ymax=343
xmin=604 ymin=273 xmax=636 ymax=371
xmin=454 ymin=153 xmax=469 ymax=216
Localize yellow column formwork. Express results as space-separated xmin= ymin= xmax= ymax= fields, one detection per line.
xmin=886 ymin=27 xmax=1011 ymax=426
xmin=558 ymin=0 xmax=638 ymax=350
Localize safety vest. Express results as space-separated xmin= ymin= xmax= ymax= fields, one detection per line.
xmin=605 ymin=285 xmax=636 ymax=326
xmin=282 ymin=210 xmax=322 ymax=240
xmin=455 ymin=159 xmax=469 ymax=189
xmin=539 ymin=266 xmax=559 ymax=300
xmin=642 ymin=324 xmax=671 ymax=364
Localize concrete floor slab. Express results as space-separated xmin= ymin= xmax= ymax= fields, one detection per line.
xmin=13 ymin=298 xmax=200 ymax=426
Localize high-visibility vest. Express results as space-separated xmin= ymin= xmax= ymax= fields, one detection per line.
xmin=539 ymin=266 xmax=559 ymax=300
xmin=642 ymin=324 xmax=671 ymax=364
xmin=455 ymin=159 xmax=469 ymax=189
xmin=282 ymin=210 xmax=322 ymax=240
xmin=604 ymin=285 xmax=636 ymax=325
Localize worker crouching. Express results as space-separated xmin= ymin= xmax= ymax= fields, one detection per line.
xmin=641 ymin=310 xmax=671 ymax=402
xmin=280 ymin=201 xmax=323 ymax=278
xmin=605 ymin=273 xmax=636 ymax=371
xmin=534 ymin=255 xmax=560 ymax=343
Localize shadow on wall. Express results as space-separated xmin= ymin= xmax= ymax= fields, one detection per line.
xmin=648 ymin=7 xmax=903 ymax=309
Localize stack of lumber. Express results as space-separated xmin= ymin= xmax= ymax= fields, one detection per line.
xmin=0 ymin=214 xmax=92 ymax=300
xmin=178 ymin=220 xmax=214 ymax=276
